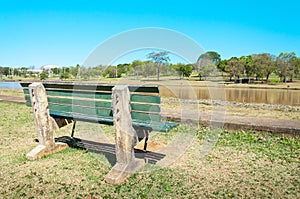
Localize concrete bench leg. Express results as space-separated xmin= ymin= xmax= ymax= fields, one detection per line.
xmin=105 ymin=85 xmax=145 ymax=185
xmin=26 ymin=83 xmax=68 ymax=160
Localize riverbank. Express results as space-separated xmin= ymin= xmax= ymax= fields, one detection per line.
xmin=1 ymin=80 xmax=300 ymax=106
xmin=1 ymin=89 xmax=299 ymax=134
xmin=1 ymin=77 xmax=300 ymax=89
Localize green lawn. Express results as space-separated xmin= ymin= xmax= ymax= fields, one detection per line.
xmin=0 ymin=102 xmax=299 ymax=198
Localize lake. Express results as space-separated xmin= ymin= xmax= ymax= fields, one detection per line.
xmin=0 ymin=82 xmax=22 ymax=89
xmin=160 ymin=86 xmax=300 ymax=106
xmin=0 ymin=82 xmax=299 ymax=106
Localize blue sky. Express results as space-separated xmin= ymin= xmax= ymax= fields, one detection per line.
xmin=0 ymin=0 xmax=299 ymax=68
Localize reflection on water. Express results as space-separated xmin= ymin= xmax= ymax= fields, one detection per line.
xmin=0 ymin=82 xmax=299 ymax=106
xmin=160 ymin=86 xmax=300 ymax=106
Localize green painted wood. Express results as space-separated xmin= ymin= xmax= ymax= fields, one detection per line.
xmin=23 ymin=89 xmax=29 ymax=95
xmin=46 ymin=90 xmax=112 ymax=100
xmin=48 ymin=97 xmax=112 ymax=109
xmin=20 ymin=82 xmax=178 ymax=132
xmin=133 ymin=120 xmax=178 ymax=132
xmin=22 ymin=88 xmax=112 ymax=99
xmin=25 ymin=94 xmax=160 ymax=113
xmin=26 ymin=101 xmax=31 ymax=107
xmin=50 ymin=110 xmax=174 ymax=132
xmin=131 ymin=103 xmax=160 ymax=113
xmin=24 ymin=94 xmax=31 ymax=102
xmin=23 ymin=88 xmax=160 ymax=103
xmin=21 ymin=82 xmax=159 ymax=93
xmin=49 ymin=103 xmax=160 ymax=122
xmin=131 ymin=112 xmax=161 ymax=122
xmin=131 ymin=94 xmax=160 ymax=104
xmin=49 ymin=104 xmax=113 ymax=118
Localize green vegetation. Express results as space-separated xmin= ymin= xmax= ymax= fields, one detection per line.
xmin=0 ymin=101 xmax=299 ymax=198
xmin=39 ymin=71 xmax=48 ymax=80
xmin=1 ymin=50 xmax=299 ymax=83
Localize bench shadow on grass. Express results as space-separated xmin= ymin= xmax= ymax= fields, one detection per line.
xmin=54 ymin=136 xmax=166 ymax=166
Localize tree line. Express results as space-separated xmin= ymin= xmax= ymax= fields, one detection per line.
xmin=1 ymin=51 xmax=299 ymax=82
xmin=197 ymin=51 xmax=300 ymax=82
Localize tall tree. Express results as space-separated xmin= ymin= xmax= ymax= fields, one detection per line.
xmin=2 ymin=67 xmax=10 ymax=76
xmin=198 ymin=51 xmax=221 ymax=65
xmin=276 ymin=52 xmax=296 ymax=82
xmin=196 ymin=51 xmax=221 ymax=80
xmin=70 ymin=64 xmax=80 ymax=78
xmin=224 ymin=57 xmax=243 ymax=81
xmin=129 ymin=60 xmax=144 ymax=78
xmin=240 ymin=55 xmax=254 ymax=78
xmin=291 ymin=57 xmax=300 ymax=79
xmin=172 ymin=63 xmax=193 ymax=79
xmin=252 ymin=53 xmax=276 ymax=82
xmin=147 ymin=51 xmax=170 ymax=80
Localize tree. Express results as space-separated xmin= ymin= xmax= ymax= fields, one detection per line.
xmin=224 ymin=57 xmax=243 ymax=81
xmin=198 ymin=51 xmax=221 ymax=66
xmin=240 ymin=55 xmax=254 ymax=78
xmin=198 ymin=61 xmax=217 ymax=80
xmin=102 ymin=66 xmax=117 ymax=78
xmin=217 ymin=59 xmax=227 ymax=72
xmin=252 ymin=53 xmax=276 ymax=82
xmin=40 ymin=71 xmax=48 ymax=80
xmin=51 ymin=67 xmax=59 ymax=75
xmin=20 ymin=67 xmax=28 ymax=77
xmin=276 ymin=52 xmax=297 ymax=82
xmin=2 ymin=67 xmax=10 ymax=76
xmin=60 ymin=72 xmax=70 ymax=80
xmin=291 ymin=57 xmax=300 ymax=79
xmin=147 ymin=51 xmax=170 ymax=80
xmin=196 ymin=51 xmax=221 ymax=80
xmin=172 ymin=63 xmax=193 ymax=79
xmin=70 ymin=64 xmax=80 ymax=77
xmin=116 ymin=63 xmax=129 ymax=77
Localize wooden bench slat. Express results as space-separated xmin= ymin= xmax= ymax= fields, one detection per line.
xmin=25 ymin=95 xmax=160 ymax=113
xmin=131 ymin=94 xmax=160 ymax=104
xmin=47 ymin=90 xmax=112 ymax=99
xmin=131 ymin=112 xmax=161 ymax=122
xmin=48 ymin=104 xmax=161 ymax=122
xmin=21 ymin=82 xmax=159 ymax=93
xmin=24 ymin=89 xmax=161 ymax=104
xmin=50 ymin=110 xmax=175 ymax=132
xmin=50 ymin=104 xmax=113 ymax=117
xmin=130 ymin=103 xmax=160 ymax=113
xmin=49 ymin=97 xmax=112 ymax=109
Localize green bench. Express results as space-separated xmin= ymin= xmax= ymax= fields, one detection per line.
xmin=21 ymin=82 xmax=176 ymax=133
xmin=21 ymin=82 xmax=177 ymax=184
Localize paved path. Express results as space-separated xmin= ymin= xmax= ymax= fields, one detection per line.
xmin=0 ymin=94 xmax=299 ymax=135
xmin=0 ymin=95 xmax=26 ymax=103
xmin=161 ymin=110 xmax=300 ymax=135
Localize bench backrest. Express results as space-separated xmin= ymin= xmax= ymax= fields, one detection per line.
xmin=21 ymin=82 xmax=175 ymax=132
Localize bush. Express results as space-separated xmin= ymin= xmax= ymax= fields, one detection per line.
xmin=40 ymin=71 xmax=48 ymax=80
xmin=60 ymin=72 xmax=70 ymax=80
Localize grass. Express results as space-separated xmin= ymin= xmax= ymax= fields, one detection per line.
xmin=0 ymin=101 xmax=299 ymax=198
xmin=0 ymin=89 xmax=24 ymax=97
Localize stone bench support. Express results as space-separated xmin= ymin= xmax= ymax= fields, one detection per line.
xmin=105 ymin=85 xmax=145 ymax=185
xmin=26 ymin=83 xmax=68 ymax=160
